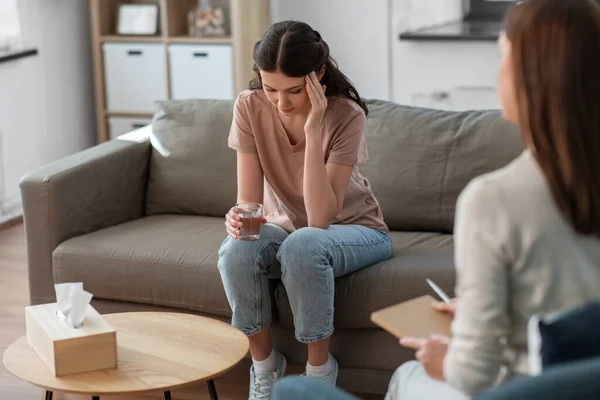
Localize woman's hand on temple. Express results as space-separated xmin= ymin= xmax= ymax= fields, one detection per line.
xmin=304 ymin=71 xmax=327 ymax=136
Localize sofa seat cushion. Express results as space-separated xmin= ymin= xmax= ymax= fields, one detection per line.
xmin=53 ymin=215 xmax=233 ymax=318
xmin=54 ymin=217 xmax=455 ymax=329
xmin=275 ymin=231 xmax=455 ymax=330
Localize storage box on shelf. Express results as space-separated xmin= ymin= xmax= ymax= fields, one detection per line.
xmin=108 ymin=117 xmax=153 ymax=140
xmin=103 ymin=43 xmax=168 ymax=113
xmin=89 ymin=0 xmax=270 ymax=143
xmin=169 ymin=44 xmax=234 ymax=100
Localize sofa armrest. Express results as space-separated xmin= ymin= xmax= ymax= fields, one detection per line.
xmin=20 ymin=136 xmax=151 ymax=305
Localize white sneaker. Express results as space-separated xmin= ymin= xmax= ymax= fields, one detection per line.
xmin=301 ymin=355 xmax=339 ymax=386
xmin=249 ymin=350 xmax=287 ymax=400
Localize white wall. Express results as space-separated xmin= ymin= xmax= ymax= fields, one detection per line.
xmin=18 ymin=0 xmax=96 ymax=160
xmin=0 ymin=0 xmax=95 ymax=222
xmin=270 ymin=0 xmax=393 ymax=101
xmin=0 ymin=56 xmax=45 ymax=219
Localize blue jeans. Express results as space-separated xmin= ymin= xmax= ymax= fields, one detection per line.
xmin=475 ymin=356 xmax=600 ymax=400
xmin=272 ymin=376 xmax=358 ymax=399
xmin=217 ymin=223 xmax=392 ymax=343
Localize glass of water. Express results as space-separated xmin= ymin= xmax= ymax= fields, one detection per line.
xmin=235 ymin=203 xmax=263 ymax=241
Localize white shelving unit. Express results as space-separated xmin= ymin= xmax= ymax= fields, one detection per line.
xmin=89 ymin=0 xmax=270 ymax=143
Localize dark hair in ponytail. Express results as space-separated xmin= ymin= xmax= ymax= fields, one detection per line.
xmin=249 ymin=20 xmax=368 ymax=115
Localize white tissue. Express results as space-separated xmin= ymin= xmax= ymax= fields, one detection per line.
xmin=54 ymin=282 xmax=93 ymax=329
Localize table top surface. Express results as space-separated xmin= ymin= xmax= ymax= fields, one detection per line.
xmin=2 ymin=312 xmax=249 ymax=395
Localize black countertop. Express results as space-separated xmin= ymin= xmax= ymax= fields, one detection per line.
xmin=400 ymin=20 xmax=503 ymax=42
xmin=0 ymin=48 xmax=38 ymax=65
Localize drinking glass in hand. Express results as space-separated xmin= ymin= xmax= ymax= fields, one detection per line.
xmin=234 ymin=203 xmax=263 ymax=241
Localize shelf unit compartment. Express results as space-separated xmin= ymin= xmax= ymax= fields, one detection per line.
xmin=169 ymin=44 xmax=234 ymax=100
xmin=103 ymin=42 xmax=168 ymax=112
xmin=89 ymin=0 xmax=270 ymax=143
xmin=166 ymin=0 xmax=232 ymax=39
xmin=98 ymin=0 xmax=162 ymax=38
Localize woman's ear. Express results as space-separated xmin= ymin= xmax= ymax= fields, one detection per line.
xmin=317 ymin=66 xmax=325 ymax=81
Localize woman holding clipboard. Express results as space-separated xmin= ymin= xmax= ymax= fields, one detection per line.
xmin=272 ymin=0 xmax=600 ymax=398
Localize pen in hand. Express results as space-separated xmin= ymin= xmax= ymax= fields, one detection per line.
xmin=426 ymin=278 xmax=452 ymax=304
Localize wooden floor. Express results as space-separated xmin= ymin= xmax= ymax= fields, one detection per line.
xmin=0 ymin=224 xmax=381 ymax=400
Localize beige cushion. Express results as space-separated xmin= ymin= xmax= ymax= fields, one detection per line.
xmin=360 ymin=101 xmax=523 ymax=232
xmin=146 ymin=100 xmax=237 ymax=217
xmin=275 ymin=231 xmax=455 ymax=330
xmin=53 ymin=215 xmax=232 ymax=318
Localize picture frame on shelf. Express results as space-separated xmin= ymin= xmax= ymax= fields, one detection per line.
xmin=116 ymin=4 xmax=159 ymax=36
xmin=187 ymin=6 xmax=228 ymax=38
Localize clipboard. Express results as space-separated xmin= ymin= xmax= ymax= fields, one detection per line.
xmin=370 ymin=295 xmax=453 ymax=338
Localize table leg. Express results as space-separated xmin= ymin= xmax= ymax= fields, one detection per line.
xmin=164 ymin=391 xmax=172 ymax=400
xmin=92 ymin=396 xmax=100 ymax=400
xmin=207 ymin=380 xmax=218 ymax=400
xmin=44 ymin=391 xmax=53 ymax=400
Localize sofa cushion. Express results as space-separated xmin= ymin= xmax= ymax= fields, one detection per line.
xmin=53 ymin=215 xmax=233 ymax=318
xmin=360 ymin=101 xmax=523 ymax=232
xmin=146 ymin=100 xmax=237 ymax=217
xmin=275 ymin=231 xmax=455 ymax=330
xmin=145 ymin=99 xmax=522 ymax=231
xmin=54 ymin=217 xmax=454 ymax=330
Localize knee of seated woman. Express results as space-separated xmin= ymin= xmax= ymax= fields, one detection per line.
xmin=218 ymin=224 xmax=286 ymax=272
xmin=217 ymin=235 xmax=266 ymax=272
xmin=277 ymin=227 xmax=330 ymax=267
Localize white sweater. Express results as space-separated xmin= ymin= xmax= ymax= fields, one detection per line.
xmin=444 ymin=150 xmax=600 ymax=397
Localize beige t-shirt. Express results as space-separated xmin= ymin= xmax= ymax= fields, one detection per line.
xmin=228 ymin=89 xmax=388 ymax=232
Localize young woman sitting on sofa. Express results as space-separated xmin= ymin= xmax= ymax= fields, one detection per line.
xmin=217 ymin=20 xmax=392 ymax=399
xmin=271 ymin=0 xmax=600 ymax=399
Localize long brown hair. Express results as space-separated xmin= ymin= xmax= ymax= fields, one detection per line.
xmin=505 ymin=0 xmax=600 ymax=236
xmin=249 ymin=21 xmax=368 ymax=115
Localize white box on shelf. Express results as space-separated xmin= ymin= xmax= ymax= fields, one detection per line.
xmin=108 ymin=117 xmax=153 ymax=140
xmin=169 ymin=44 xmax=234 ymax=100
xmin=103 ymin=43 xmax=167 ymax=113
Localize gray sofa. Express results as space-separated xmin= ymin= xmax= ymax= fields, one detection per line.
xmin=20 ymin=99 xmax=523 ymax=395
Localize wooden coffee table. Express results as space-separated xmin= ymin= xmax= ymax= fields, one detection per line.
xmin=3 ymin=312 xmax=249 ymax=399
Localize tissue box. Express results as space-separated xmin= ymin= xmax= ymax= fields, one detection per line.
xmin=25 ymin=302 xmax=117 ymax=376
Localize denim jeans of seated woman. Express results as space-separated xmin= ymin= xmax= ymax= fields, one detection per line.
xmin=217 ymin=223 xmax=392 ymax=343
